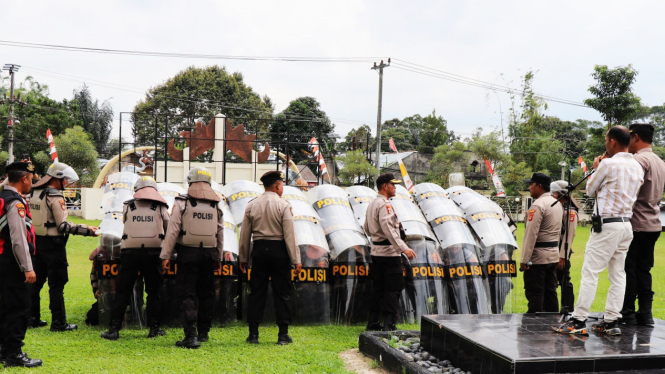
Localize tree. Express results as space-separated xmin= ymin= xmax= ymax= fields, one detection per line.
xmin=418 ymin=110 xmax=457 ymax=153
xmin=380 ymin=127 xmax=415 ymax=153
xmin=73 ymin=85 xmax=114 ymax=156
xmin=132 ymin=66 xmax=274 ymax=151
xmin=584 ymin=65 xmax=641 ymax=129
xmin=340 ymin=124 xmax=373 ymax=152
xmin=380 ymin=111 xmax=456 ymax=153
xmin=426 ymin=141 xmax=470 ymax=187
xmin=269 ymin=97 xmax=335 ymax=163
xmin=337 ymin=150 xmax=379 ymax=186
xmin=40 ymin=126 xmax=99 ymax=186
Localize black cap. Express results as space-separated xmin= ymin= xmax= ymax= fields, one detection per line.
xmin=260 ymin=170 xmax=285 ymax=185
xmin=376 ymin=173 xmax=402 ymax=186
xmin=629 ymin=123 xmax=655 ymax=135
xmin=524 ymin=172 xmax=551 ymax=186
xmin=6 ymin=161 xmax=35 ymax=174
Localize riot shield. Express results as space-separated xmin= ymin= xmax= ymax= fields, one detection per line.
xmin=221 ymin=180 xmax=264 ymax=227
xmin=391 ymin=185 xmax=437 ymax=241
xmin=156 ymin=182 xmax=186 ymax=215
xmin=100 ymin=172 xmax=140 ymax=215
xmin=214 ymin=199 xmax=240 ymax=324
xmin=345 ymin=186 xmax=377 ymax=227
xmin=307 ymin=185 xmax=372 ymax=324
xmin=447 ymin=186 xmax=518 ymax=313
xmin=412 ymin=183 xmax=491 ymax=315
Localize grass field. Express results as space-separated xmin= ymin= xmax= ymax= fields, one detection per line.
xmin=11 ymin=218 xmax=665 ymax=373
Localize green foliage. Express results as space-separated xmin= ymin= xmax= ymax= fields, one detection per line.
xmin=426 ymin=141 xmax=470 ymax=187
xmin=380 ymin=110 xmax=457 ymax=153
xmin=53 ymin=126 xmax=99 ymax=186
xmin=380 ymin=127 xmax=415 ymax=153
xmin=632 ymin=103 xmax=665 ymax=147
xmin=584 ymin=64 xmax=641 ymax=128
xmin=340 ymin=124 xmax=373 ymax=152
xmin=269 ymin=96 xmax=335 ymax=163
xmin=73 ymin=84 xmax=114 ymax=156
xmin=337 ymin=150 xmax=378 ymax=186
xmin=497 ymin=161 xmax=532 ymax=196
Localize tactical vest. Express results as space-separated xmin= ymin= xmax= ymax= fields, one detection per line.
xmin=121 ymin=199 xmax=165 ymax=249
xmin=176 ymin=195 xmax=218 ymax=248
xmin=29 ymin=187 xmax=62 ymax=236
xmin=0 ymin=189 xmax=36 ymax=256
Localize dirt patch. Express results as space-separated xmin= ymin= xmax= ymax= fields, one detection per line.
xmin=340 ymin=348 xmax=389 ymax=374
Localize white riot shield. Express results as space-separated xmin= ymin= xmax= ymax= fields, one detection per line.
xmin=412 ymin=183 xmax=491 ymax=315
xmin=447 ymin=186 xmax=518 ymax=313
xmin=307 ymin=185 xmax=372 ymax=324
xmin=221 ymin=180 xmax=264 ymax=227
xmin=345 ymin=186 xmax=377 ymax=227
xmin=100 ymin=172 xmax=140 ymax=215
xmin=156 ymin=182 xmax=186 ymax=215
xmin=391 ymin=185 xmax=437 ymax=241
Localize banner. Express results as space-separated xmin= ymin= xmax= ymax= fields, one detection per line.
xmin=578 ymin=156 xmax=588 ymax=174
xmin=47 ymin=129 xmax=58 ymax=162
xmin=388 ymin=138 xmax=414 ymax=192
xmin=484 ymin=160 xmax=505 ymax=197
xmin=308 ymin=137 xmax=331 ymax=183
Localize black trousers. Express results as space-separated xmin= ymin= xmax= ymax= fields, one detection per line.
xmin=0 ymin=256 xmax=31 ymax=355
xmin=623 ymin=231 xmax=661 ymax=312
xmin=175 ymin=246 xmax=215 ymax=335
xmin=110 ymin=249 xmax=163 ymax=328
xmin=557 ymin=259 xmax=574 ymax=312
xmin=369 ymin=256 xmax=404 ymax=316
xmin=247 ymin=240 xmax=292 ymax=326
xmin=31 ymin=236 xmax=69 ymax=321
xmin=524 ymin=263 xmax=558 ymax=313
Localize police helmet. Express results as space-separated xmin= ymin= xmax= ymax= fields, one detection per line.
xmin=47 ymin=162 xmax=79 ymax=183
xmin=134 ymin=176 xmax=158 ymax=192
xmin=187 ymin=167 xmax=212 ymax=184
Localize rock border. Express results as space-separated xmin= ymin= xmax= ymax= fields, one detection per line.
xmin=358 ymin=331 xmax=433 ymax=374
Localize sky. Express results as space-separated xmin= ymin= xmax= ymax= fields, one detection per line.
xmin=2 ymin=0 xmax=664 ymax=144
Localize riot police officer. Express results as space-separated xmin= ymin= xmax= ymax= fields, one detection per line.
xmin=0 ymin=161 xmax=42 ymax=367
xmin=101 ymin=176 xmax=170 ymax=340
xmin=28 ymin=162 xmax=99 ymax=331
xmin=160 ymin=168 xmax=223 ymax=349
xmin=239 ymin=171 xmax=300 ymax=345
xmin=550 ymin=180 xmax=579 ymax=312
xmin=364 ymin=173 xmax=416 ymax=331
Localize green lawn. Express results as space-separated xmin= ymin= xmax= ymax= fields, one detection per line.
xmin=13 ymin=219 xmax=665 ymax=373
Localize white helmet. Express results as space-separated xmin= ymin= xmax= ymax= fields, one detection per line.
xmin=187 ymin=167 xmax=212 ymax=184
xmin=47 ymin=162 xmax=79 ymax=183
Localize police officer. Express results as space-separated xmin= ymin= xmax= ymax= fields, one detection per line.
xmin=160 ymin=168 xmax=223 ymax=349
xmin=0 ymin=161 xmax=42 ymax=367
xmin=364 ymin=173 xmax=417 ymax=331
xmin=550 ymin=180 xmax=579 ymax=312
xmin=239 ymin=171 xmax=300 ymax=345
xmin=520 ymin=173 xmax=563 ymax=313
xmin=101 ymin=176 xmax=170 ymax=340
xmin=28 ymin=162 xmax=99 ymax=331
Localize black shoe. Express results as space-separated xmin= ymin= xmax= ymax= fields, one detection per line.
xmin=592 ymin=320 xmax=621 ymax=335
xmin=246 ymin=334 xmax=259 ymax=344
xmin=4 ymin=352 xmax=42 ymax=368
xmin=27 ymin=317 xmax=48 ymax=328
xmin=175 ymin=336 xmax=200 ymax=349
xmin=101 ymin=327 xmax=119 ymax=341
xmin=366 ymin=321 xmax=383 ymax=331
xmin=148 ymin=327 xmax=166 ymax=338
xmin=50 ymin=320 xmax=78 ymax=332
xmin=636 ymin=312 xmax=655 ymax=326
xmin=382 ymin=314 xmax=397 ymax=332
xmin=198 ymin=332 xmax=209 ymax=343
xmin=618 ymin=311 xmax=637 ymax=325
xmin=552 ymin=318 xmax=589 ymax=335
xmin=277 ymin=334 xmax=293 ymax=345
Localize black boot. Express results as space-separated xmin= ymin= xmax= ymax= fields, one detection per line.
xmin=637 ymin=295 xmax=655 ymax=326
xmin=246 ymin=323 xmax=259 ymax=344
xmin=618 ymin=309 xmax=637 ymax=325
xmin=50 ymin=319 xmax=77 ymax=332
xmin=101 ymin=326 xmax=120 ymax=341
xmin=27 ymin=317 xmax=48 ymax=328
xmin=366 ymin=311 xmax=383 ymax=331
xmin=148 ymin=320 xmax=165 ymax=338
xmin=176 ymin=325 xmax=200 ymax=349
xmin=382 ymin=314 xmax=397 ymax=332
xmin=277 ymin=334 xmax=293 ymax=345
xmin=3 ymin=352 xmax=42 ymax=368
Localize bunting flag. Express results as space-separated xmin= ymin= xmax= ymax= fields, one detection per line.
xmin=485 ymin=159 xmax=506 ymax=197
xmin=388 ymin=138 xmax=414 ymax=192
xmin=578 ymin=156 xmax=587 ymax=174
xmin=308 ymin=137 xmax=331 ymax=183
xmin=47 ymin=129 xmax=58 ymax=163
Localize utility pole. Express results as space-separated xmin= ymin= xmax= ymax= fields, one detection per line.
xmin=2 ymin=64 xmax=21 ymax=164
xmin=372 ymin=58 xmax=390 ymax=169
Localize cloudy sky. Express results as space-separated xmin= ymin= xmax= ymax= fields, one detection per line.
xmin=2 ymin=1 xmax=664 ymax=143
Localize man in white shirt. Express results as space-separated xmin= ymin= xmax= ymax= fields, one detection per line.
xmin=554 ymin=126 xmax=643 ymax=336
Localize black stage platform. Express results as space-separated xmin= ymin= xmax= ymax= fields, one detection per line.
xmin=421 ymin=313 xmax=665 ymax=373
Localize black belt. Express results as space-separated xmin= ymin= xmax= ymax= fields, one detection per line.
xmin=372 ymin=240 xmax=391 ymax=246
xmin=603 ymin=217 xmax=630 ymax=223
xmin=534 ymin=241 xmax=558 ymax=248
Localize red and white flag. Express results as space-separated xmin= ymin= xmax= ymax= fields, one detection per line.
xmin=485 ymin=159 xmax=506 ymax=197
xmin=308 ymin=137 xmax=331 ymax=183
xmin=46 ymin=129 xmax=58 ymax=163
xmin=388 ymin=138 xmax=414 ymax=192
xmin=578 ymin=156 xmax=587 ymax=174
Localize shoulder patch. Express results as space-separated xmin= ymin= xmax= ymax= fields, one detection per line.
xmin=570 ymin=211 xmax=576 ymax=222
xmin=16 ymin=202 xmax=26 ymax=218
xmin=528 ymin=209 xmax=536 ymax=222
xmin=59 ymin=199 xmax=66 ymax=211
xmin=386 ymin=204 xmax=394 ymax=215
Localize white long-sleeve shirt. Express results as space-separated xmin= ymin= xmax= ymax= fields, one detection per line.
xmin=586 ymin=152 xmax=644 ymax=218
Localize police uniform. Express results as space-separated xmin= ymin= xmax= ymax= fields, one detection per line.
xmin=364 ymin=173 xmax=410 ymax=331
xmin=29 ymin=163 xmax=95 ymax=332
xmin=521 ymin=173 xmax=563 ymax=313
xmin=160 ymin=168 xmax=223 ymax=349
xmin=239 ymin=171 xmax=299 ymax=345
xmin=551 ymin=180 xmax=579 ymax=312
xmin=101 ymin=177 xmax=170 ymax=340
xmin=0 ymin=162 xmax=42 ymax=367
